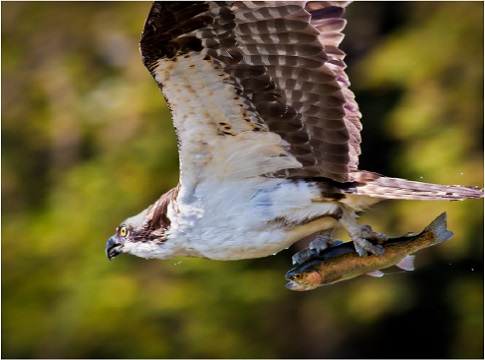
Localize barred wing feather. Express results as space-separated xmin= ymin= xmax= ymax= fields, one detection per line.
xmin=140 ymin=1 xmax=360 ymax=188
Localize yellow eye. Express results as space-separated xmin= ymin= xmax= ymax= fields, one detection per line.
xmin=119 ymin=226 xmax=129 ymax=237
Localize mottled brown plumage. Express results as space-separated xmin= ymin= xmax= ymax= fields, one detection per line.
xmin=106 ymin=2 xmax=483 ymax=263
xmin=140 ymin=1 xmax=359 ymax=181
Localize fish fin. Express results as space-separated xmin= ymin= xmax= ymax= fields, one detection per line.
xmin=366 ymin=270 xmax=385 ymax=278
xmin=425 ymin=212 xmax=454 ymax=245
xmin=396 ymin=254 xmax=415 ymax=271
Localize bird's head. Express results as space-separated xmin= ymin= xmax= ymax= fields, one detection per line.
xmin=105 ymin=207 xmax=172 ymax=260
xmin=106 ymin=186 xmax=180 ymax=260
xmin=105 ymin=222 xmax=137 ymax=260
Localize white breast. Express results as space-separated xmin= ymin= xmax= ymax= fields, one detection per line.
xmin=166 ymin=177 xmax=341 ymax=260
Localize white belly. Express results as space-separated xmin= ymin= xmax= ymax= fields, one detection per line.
xmin=166 ymin=178 xmax=341 ymax=260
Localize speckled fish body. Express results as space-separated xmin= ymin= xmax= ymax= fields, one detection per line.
xmin=286 ymin=213 xmax=453 ymax=291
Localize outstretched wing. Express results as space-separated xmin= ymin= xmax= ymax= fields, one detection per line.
xmin=140 ymin=1 xmax=361 ymax=190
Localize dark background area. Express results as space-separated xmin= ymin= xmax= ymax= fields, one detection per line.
xmin=2 ymin=2 xmax=483 ymax=358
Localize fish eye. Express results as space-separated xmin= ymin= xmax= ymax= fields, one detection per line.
xmin=119 ymin=226 xmax=129 ymax=237
xmin=293 ymin=273 xmax=303 ymax=280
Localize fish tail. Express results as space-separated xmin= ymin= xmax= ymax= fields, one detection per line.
xmin=424 ymin=212 xmax=454 ymax=245
xmin=353 ymin=172 xmax=484 ymax=200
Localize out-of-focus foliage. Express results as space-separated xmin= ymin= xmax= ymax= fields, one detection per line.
xmin=2 ymin=2 xmax=483 ymax=358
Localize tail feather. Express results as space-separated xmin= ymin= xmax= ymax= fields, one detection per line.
xmin=354 ymin=175 xmax=484 ymax=201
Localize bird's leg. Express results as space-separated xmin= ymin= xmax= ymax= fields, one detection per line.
xmin=339 ymin=209 xmax=388 ymax=256
xmin=291 ymin=229 xmax=343 ymax=266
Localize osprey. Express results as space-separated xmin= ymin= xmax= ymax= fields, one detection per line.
xmin=106 ymin=1 xmax=483 ymax=262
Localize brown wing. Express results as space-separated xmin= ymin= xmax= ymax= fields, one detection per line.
xmin=140 ymin=1 xmax=360 ymax=182
xmin=306 ymin=1 xmax=361 ymax=173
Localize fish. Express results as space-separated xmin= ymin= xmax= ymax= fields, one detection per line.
xmin=285 ymin=212 xmax=453 ymax=291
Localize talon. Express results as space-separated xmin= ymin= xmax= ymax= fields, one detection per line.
xmin=309 ymin=239 xmax=329 ymax=256
xmin=353 ymin=242 xmax=367 ymax=257
xmin=292 ymin=229 xmax=344 ymax=265
xmin=308 ymin=229 xmax=335 ymax=255
xmin=309 ymin=237 xmax=343 ymax=256
xmin=353 ymin=239 xmax=384 ymax=256
xmin=350 ymin=226 xmax=387 ymax=256
xmin=339 ymin=210 xmax=389 ymax=257
xmin=359 ymin=225 xmax=389 ymax=244
xmin=292 ymin=248 xmax=314 ymax=266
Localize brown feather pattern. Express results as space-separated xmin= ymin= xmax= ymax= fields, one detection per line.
xmin=140 ymin=1 xmax=361 ymax=182
xmin=138 ymin=184 xmax=181 ymax=240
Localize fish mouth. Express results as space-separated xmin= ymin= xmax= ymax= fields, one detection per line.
xmin=106 ymin=236 xmax=123 ymax=260
xmin=285 ymin=268 xmax=300 ymax=280
xmin=286 ymin=281 xmax=311 ymax=291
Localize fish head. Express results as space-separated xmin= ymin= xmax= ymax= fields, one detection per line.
xmin=285 ymin=266 xmax=323 ymax=291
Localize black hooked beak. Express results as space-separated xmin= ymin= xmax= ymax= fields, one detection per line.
xmin=106 ymin=236 xmax=123 ymax=260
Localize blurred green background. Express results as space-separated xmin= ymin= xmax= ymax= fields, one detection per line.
xmin=2 ymin=2 xmax=483 ymax=358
